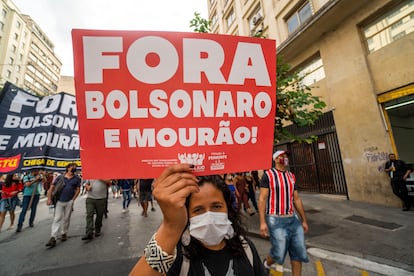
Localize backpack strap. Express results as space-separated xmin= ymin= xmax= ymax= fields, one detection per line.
xmin=240 ymin=236 xmax=253 ymax=266
xmin=179 ymin=252 xmax=190 ymax=276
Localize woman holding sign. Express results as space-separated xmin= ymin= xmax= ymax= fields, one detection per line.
xmin=130 ymin=164 xmax=266 ymax=276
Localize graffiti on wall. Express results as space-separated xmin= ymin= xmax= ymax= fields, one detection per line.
xmin=363 ymin=146 xmax=389 ymax=172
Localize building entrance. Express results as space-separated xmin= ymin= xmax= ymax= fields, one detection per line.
xmin=384 ymin=93 xmax=414 ymax=164
xmin=276 ymin=111 xmax=348 ymax=197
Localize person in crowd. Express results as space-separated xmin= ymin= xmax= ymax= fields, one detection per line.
xmin=150 ymin=197 xmax=156 ymax=212
xmin=130 ymin=164 xmax=266 ymax=275
xmin=235 ymin=172 xmax=255 ymax=216
xmin=259 ymin=150 xmax=309 ymax=275
xmin=0 ymin=175 xmax=4 ymax=230
xmin=251 ymin=171 xmax=261 ymax=190
xmin=119 ymin=179 xmax=133 ymax=213
xmin=45 ymin=163 xmax=81 ymax=248
xmin=43 ymin=172 xmax=54 ymax=197
xmin=137 ymin=179 xmax=154 ymax=217
xmin=224 ymin=173 xmax=239 ymax=211
xmin=245 ymin=172 xmax=259 ymax=213
xmin=0 ymin=174 xmax=23 ymax=231
xmin=132 ymin=179 xmax=138 ymax=199
xmin=81 ymin=179 xmax=112 ymax=240
xmin=384 ymin=153 xmax=413 ymax=211
xmin=111 ymin=179 xmax=120 ymax=198
xmin=104 ymin=180 xmax=109 ymax=219
xmin=16 ymin=169 xmax=43 ymax=233
xmin=80 ymin=179 xmax=88 ymax=195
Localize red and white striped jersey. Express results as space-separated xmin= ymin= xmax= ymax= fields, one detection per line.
xmin=260 ymin=168 xmax=296 ymax=216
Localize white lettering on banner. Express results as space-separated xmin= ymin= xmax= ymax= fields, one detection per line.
xmin=182 ymin=38 xmax=226 ymax=84
xmin=85 ymin=89 xmax=272 ymax=120
xmin=103 ymin=121 xmax=259 ymax=148
xmin=9 ymin=91 xmax=78 ymax=116
xmin=0 ymin=135 xmax=11 ymax=151
xmin=104 ymin=129 xmax=120 ymax=148
xmin=83 ymin=36 xmax=271 ymax=85
xmin=13 ymin=133 xmax=79 ymax=150
xmin=83 ymin=36 xmax=122 ymax=84
xmin=4 ymin=114 xmax=78 ymax=130
xmin=127 ymin=36 xmax=179 ymax=84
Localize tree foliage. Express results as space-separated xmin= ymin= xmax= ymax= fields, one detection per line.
xmin=189 ymin=13 xmax=326 ymax=144
xmin=189 ymin=12 xmax=211 ymax=33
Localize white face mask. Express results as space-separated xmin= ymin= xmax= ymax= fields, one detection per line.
xmin=189 ymin=211 xmax=235 ymax=246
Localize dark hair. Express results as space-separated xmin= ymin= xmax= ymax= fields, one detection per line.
xmin=4 ymin=174 xmax=13 ymax=187
xmin=182 ymin=175 xmax=247 ymax=259
xmin=65 ymin=163 xmax=77 ymax=172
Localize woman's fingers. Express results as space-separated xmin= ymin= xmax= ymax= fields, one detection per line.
xmin=153 ymin=164 xmax=199 ymax=207
xmin=155 ymin=164 xmax=194 ymax=185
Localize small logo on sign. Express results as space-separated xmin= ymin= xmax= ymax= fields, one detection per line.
xmin=178 ymin=153 xmax=205 ymax=166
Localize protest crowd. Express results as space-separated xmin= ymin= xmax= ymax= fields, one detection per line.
xmin=0 ymin=169 xmax=261 ymax=234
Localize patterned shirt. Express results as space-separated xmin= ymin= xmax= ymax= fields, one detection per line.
xmin=260 ymin=168 xmax=296 ymax=216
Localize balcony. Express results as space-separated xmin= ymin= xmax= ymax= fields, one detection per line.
xmin=278 ymin=0 xmax=372 ymax=60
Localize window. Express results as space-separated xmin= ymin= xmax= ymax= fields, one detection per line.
xmin=249 ymin=6 xmax=263 ymax=31
xmin=25 ymin=74 xmax=34 ymax=83
xmin=226 ymin=8 xmax=235 ymax=27
xmin=6 ymin=70 xmax=11 ymax=78
xmin=2 ymin=8 xmax=7 ymax=18
xmin=298 ymin=55 xmax=326 ymax=86
xmin=8 ymin=57 xmax=14 ymax=65
xmin=363 ymin=0 xmax=414 ymax=52
xmin=211 ymin=11 xmax=218 ymax=26
xmin=0 ymin=21 xmax=4 ymax=31
xmin=17 ymin=21 xmax=21 ymax=29
xmin=287 ymin=1 xmax=313 ymax=34
xmin=319 ymin=0 xmax=330 ymax=6
xmin=12 ymin=45 xmax=16 ymax=53
xmin=27 ymin=64 xmax=35 ymax=73
xmin=14 ymin=33 xmax=18 ymax=40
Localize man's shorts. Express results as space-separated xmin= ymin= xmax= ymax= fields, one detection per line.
xmin=0 ymin=199 xmax=6 ymax=212
xmin=266 ymin=214 xmax=309 ymax=264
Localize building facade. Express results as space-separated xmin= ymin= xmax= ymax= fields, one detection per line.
xmin=208 ymin=0 xmax=414 ymax=206
xmin=0 ymin=0 xmax=62 ymax=96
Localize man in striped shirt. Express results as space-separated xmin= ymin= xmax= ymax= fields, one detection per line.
xmin=258 ymin=150 xmax=309 ymax=275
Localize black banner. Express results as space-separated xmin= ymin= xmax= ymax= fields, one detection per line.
xmin=0 ymin=82 xmax=80 ymax=173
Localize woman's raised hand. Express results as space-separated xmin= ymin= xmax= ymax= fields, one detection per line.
xmin=153 ymin=164 xmax=199 ymax=231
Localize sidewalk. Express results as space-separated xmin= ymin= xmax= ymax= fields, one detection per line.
xmin=243 ymin=192 xmax=414 ymax=273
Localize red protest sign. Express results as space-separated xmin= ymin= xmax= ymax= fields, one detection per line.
xmin=72 ymin=30 xmax=276 ymax=179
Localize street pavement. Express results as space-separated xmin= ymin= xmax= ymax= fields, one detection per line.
xmin=244 ymin=192 xmax=414 ymax=275
xmin=0 ymin=192 xmax=413 ymax=275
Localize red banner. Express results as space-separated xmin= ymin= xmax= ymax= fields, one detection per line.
xmin=72 ymin=30 xmax=276 ymax=179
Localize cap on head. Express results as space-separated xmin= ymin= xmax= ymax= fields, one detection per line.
xmin=273 ymin=150 xmax=287 ymax=160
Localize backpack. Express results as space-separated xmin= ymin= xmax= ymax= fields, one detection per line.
xmin=179 ymin=236 xmax=253 ymax=275
xmin=51 ymin=176 xmax=66 ymax=205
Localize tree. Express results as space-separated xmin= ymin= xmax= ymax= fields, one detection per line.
xmin=189 ymin=12 xmax=211 ymax=33
xmin=189 ymin=13 xmax=326 ymax=143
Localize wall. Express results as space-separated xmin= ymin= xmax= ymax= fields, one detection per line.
xmin=286 ymin=0 xmax=402 ymax=206
xmin=368 ymin=32 xmax=414 ymax=94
